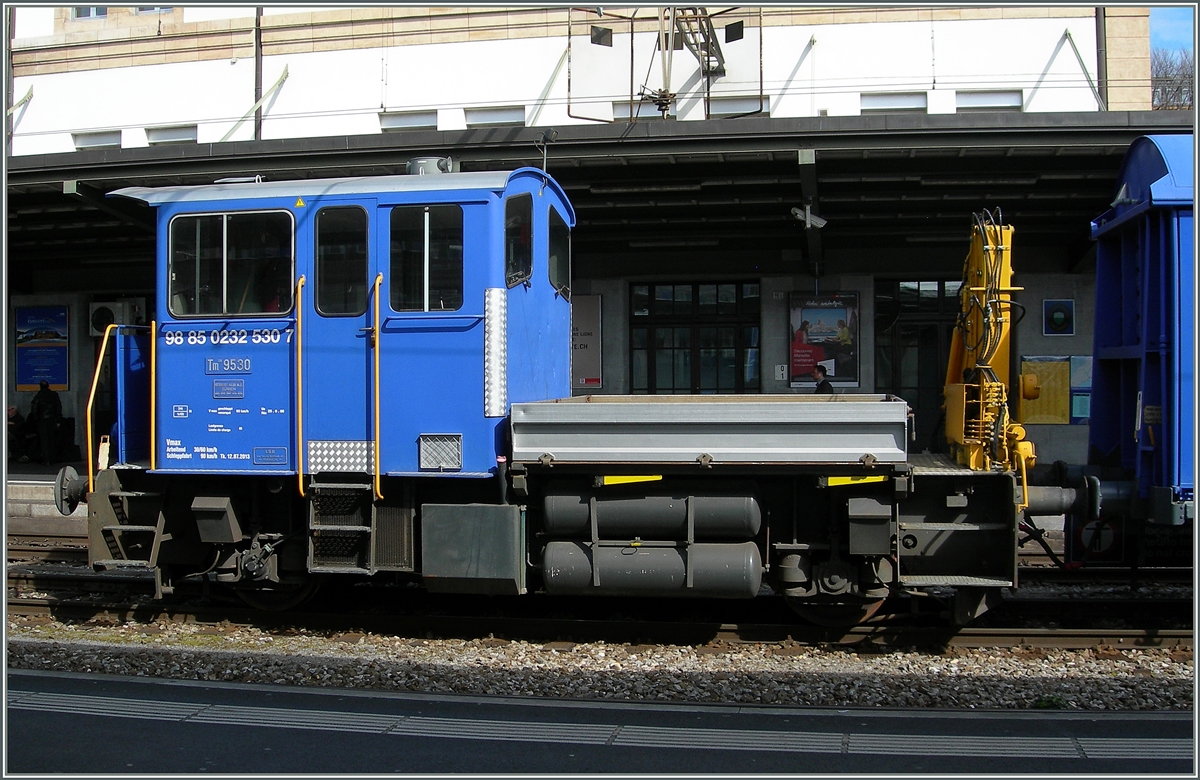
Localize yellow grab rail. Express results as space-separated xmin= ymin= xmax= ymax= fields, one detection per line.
xmin=150 ymin=320 xmax=157 ymax=471
xmin=295 ymin=275 xmax=306 ymax=498
xmin=87 ymin=324 xmax=150 ymax=493
xmin=373 ymin=272 xmax=383 ymax=501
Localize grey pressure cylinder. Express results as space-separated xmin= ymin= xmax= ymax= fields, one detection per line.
xmin=541 ymin=540 xmax=762 ymax=599
xmin=542 ymin=482 xmax=761 ymax=540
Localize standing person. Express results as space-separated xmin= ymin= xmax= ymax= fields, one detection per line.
xmin=812 ymin=365 xmax=834 ymax=394
xmin=28 ymin=380 xmax=62 ymax=465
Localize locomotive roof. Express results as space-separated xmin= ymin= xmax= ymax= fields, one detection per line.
xmin=110 ymin=169 xmax=553 ymax=206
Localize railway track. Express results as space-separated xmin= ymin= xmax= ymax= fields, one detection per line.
xmin=8 ymin=563 xmax=1191 ymax=651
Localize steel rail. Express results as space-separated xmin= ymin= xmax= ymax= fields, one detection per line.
xmin=6 ymin=595 xmax=1191 ymax=650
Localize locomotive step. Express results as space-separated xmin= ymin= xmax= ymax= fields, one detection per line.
xmin=108 ymin=491 xmax=162 ymax=498
xmin=101 ymin=525 xmax=158 ymax=533
xmin=309 ymin=525 xmax=371 ymax=533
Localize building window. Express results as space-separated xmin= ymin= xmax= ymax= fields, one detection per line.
xmin=135 ymin=6 xmax=173 ymax=13
xmin=464 ymin=106 xmax=525 ymax=127
xmin=956 ymin=90 xmax=1022 ymax=113
xmin=72 ymin=7 xmax=107 ymax=19
xmin=168 ymin=211 xmax=294 ymax=317
xmin=379 ymin=111 xmax=437 ymax=132
xmin=147 ymin=125 xmax=197 ymax=145
xmin=72 ymin=130 xmax=121 ymax=150
xmin=861 ymin=92 xmax=927 ymax=113
xmin=390 ymin=205 xmax=463 ymax=312
xmin=874 ymin=278 xmax=962 ymax=449
xmin=630 ymin=281 xmax=760 ymax=394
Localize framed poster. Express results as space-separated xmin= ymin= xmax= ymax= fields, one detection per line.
xmin=1043 ymin=299 xmax=1075 ymax=336
xmin=789 ymin=292 xmax=860 ymax=388
xmin=16 ymin=306 xmax=69 ymax=390
xmin=571 ymin=294 xmax=602 ymax=390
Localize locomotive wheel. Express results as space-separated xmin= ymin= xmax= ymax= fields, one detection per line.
xmin=786 ymin=597 xmax=885 ymax=627
xmin=235 ymin=577 xmax=321 ymax=611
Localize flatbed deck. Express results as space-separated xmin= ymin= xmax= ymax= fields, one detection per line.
xmin=510 ymin=394 xmax=910 ymax=466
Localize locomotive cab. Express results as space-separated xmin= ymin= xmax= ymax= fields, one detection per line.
xmin=86 ymin=165 xmax=574 ymax=600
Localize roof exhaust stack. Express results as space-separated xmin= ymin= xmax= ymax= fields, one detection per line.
xmin=406 ymin=156 xmax=455 ymax=175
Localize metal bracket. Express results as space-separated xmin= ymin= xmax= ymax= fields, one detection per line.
xmin=697 ymin=453 xmax=713 ymax=468
xmin=685 ymin=495 xmax=695 ymax=588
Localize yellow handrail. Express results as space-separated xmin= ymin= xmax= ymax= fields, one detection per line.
xmin=87 ymin=324 xmax=150 ymax=493
xmin=373 ymin=272 xmax=383 ymax=501
xmin=150 ymin=320 xmax=157 ymax=471
xmin=295 ymin=275 xmax=306 ymax=498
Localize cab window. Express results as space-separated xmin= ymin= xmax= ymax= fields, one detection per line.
xmin=390 ymin=204 xmax=463 ymax=312
xmin=315 ymin=206 xmax=369 ymax=316
xmin=169 ymin=210 xmax=293 ymax=317
xmin=504 ymin=193 xmax=532 ymax=288
xmin=548 ymin=206 xmax=570 ymax=300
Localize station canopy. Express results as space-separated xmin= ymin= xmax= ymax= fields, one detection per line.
xmin=6 ymin=110 xmax=1193 ymax=295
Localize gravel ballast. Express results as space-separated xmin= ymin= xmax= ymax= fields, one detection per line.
xmin=6 ymin=616 xmax=1193 ymax=711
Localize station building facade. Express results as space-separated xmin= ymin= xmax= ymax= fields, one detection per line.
xmin=4 ymin=5 xmax=1187 ymax=465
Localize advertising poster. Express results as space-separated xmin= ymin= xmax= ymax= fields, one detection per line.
xmin=789 ymin=292 xmax=859 ymax=388
xmin=16 ymin=306 xmax=69 ymax=390
xmin=571 ymin=294 xmax=602 ymax=390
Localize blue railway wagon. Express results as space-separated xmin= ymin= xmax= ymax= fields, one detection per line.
xmin=1073 ymin=134 xmax=1194 ymax=565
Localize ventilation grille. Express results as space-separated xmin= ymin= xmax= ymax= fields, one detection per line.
xmin=419 ymin=434 xmax=463 ymax=471
xmin=374 ymin=505 xmax=414 ymax=571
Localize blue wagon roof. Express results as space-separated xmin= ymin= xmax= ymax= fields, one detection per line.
xmin=1092 ymin=134 xmax=1194 ymax=237
xmin=110 ymin=168 xmax=547 ymax=207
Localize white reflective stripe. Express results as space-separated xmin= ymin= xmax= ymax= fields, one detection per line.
xmin=1078 ymin=738 xmax=1196 ymax=759
xmin=392 ymin=717 xmax=614 ymax=744
xmin=615 ymin=725 xmax=843 ymax=753
xmin=847 ymin=734 xmax=1078 ymax=757
xmin=8 ymin=691 xmax=205 ymax=721
xmin=484 ymin=287 xmax=507 ymax=418
xmin=191 ymin=704 xmax=399 ymax=733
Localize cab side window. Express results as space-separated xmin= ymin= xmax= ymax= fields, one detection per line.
xmin=390 ymin=205 xmax=464 ymax=312
xmin=169 ymin=211 xmax=293 ymax=317
xmin=548 ymin=206 xmax=571 ymax=300
xmin=504 ymin=193 xmax=533 ymax=288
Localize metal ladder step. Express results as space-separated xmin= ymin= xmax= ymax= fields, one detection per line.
xmin=102 ymin=525 xmax=158 ymax=533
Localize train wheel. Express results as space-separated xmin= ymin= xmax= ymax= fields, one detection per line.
xmin=786 ymin=597 xmax=885 ymax=627
xmin=235 ymin=577 xmax=321 ymax=611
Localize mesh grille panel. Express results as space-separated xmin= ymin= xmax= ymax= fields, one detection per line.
xmin=311 ymin=529 xmax=368 ymax=569
xmin=311 ymin=488 xmax=368 ymax=527
xmin=374 ymin=505 xmax=414 ymax=571
xmin=419 ymin=434 xmax=463 ymax=471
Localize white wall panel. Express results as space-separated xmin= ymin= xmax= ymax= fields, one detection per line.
xmin=13 ymin=7 xmax=55 ymax=39
xmin=7 ymin=13 xmax=1109 ymax=156
xmin=10 ymin=60 xmax=254 ymax=155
